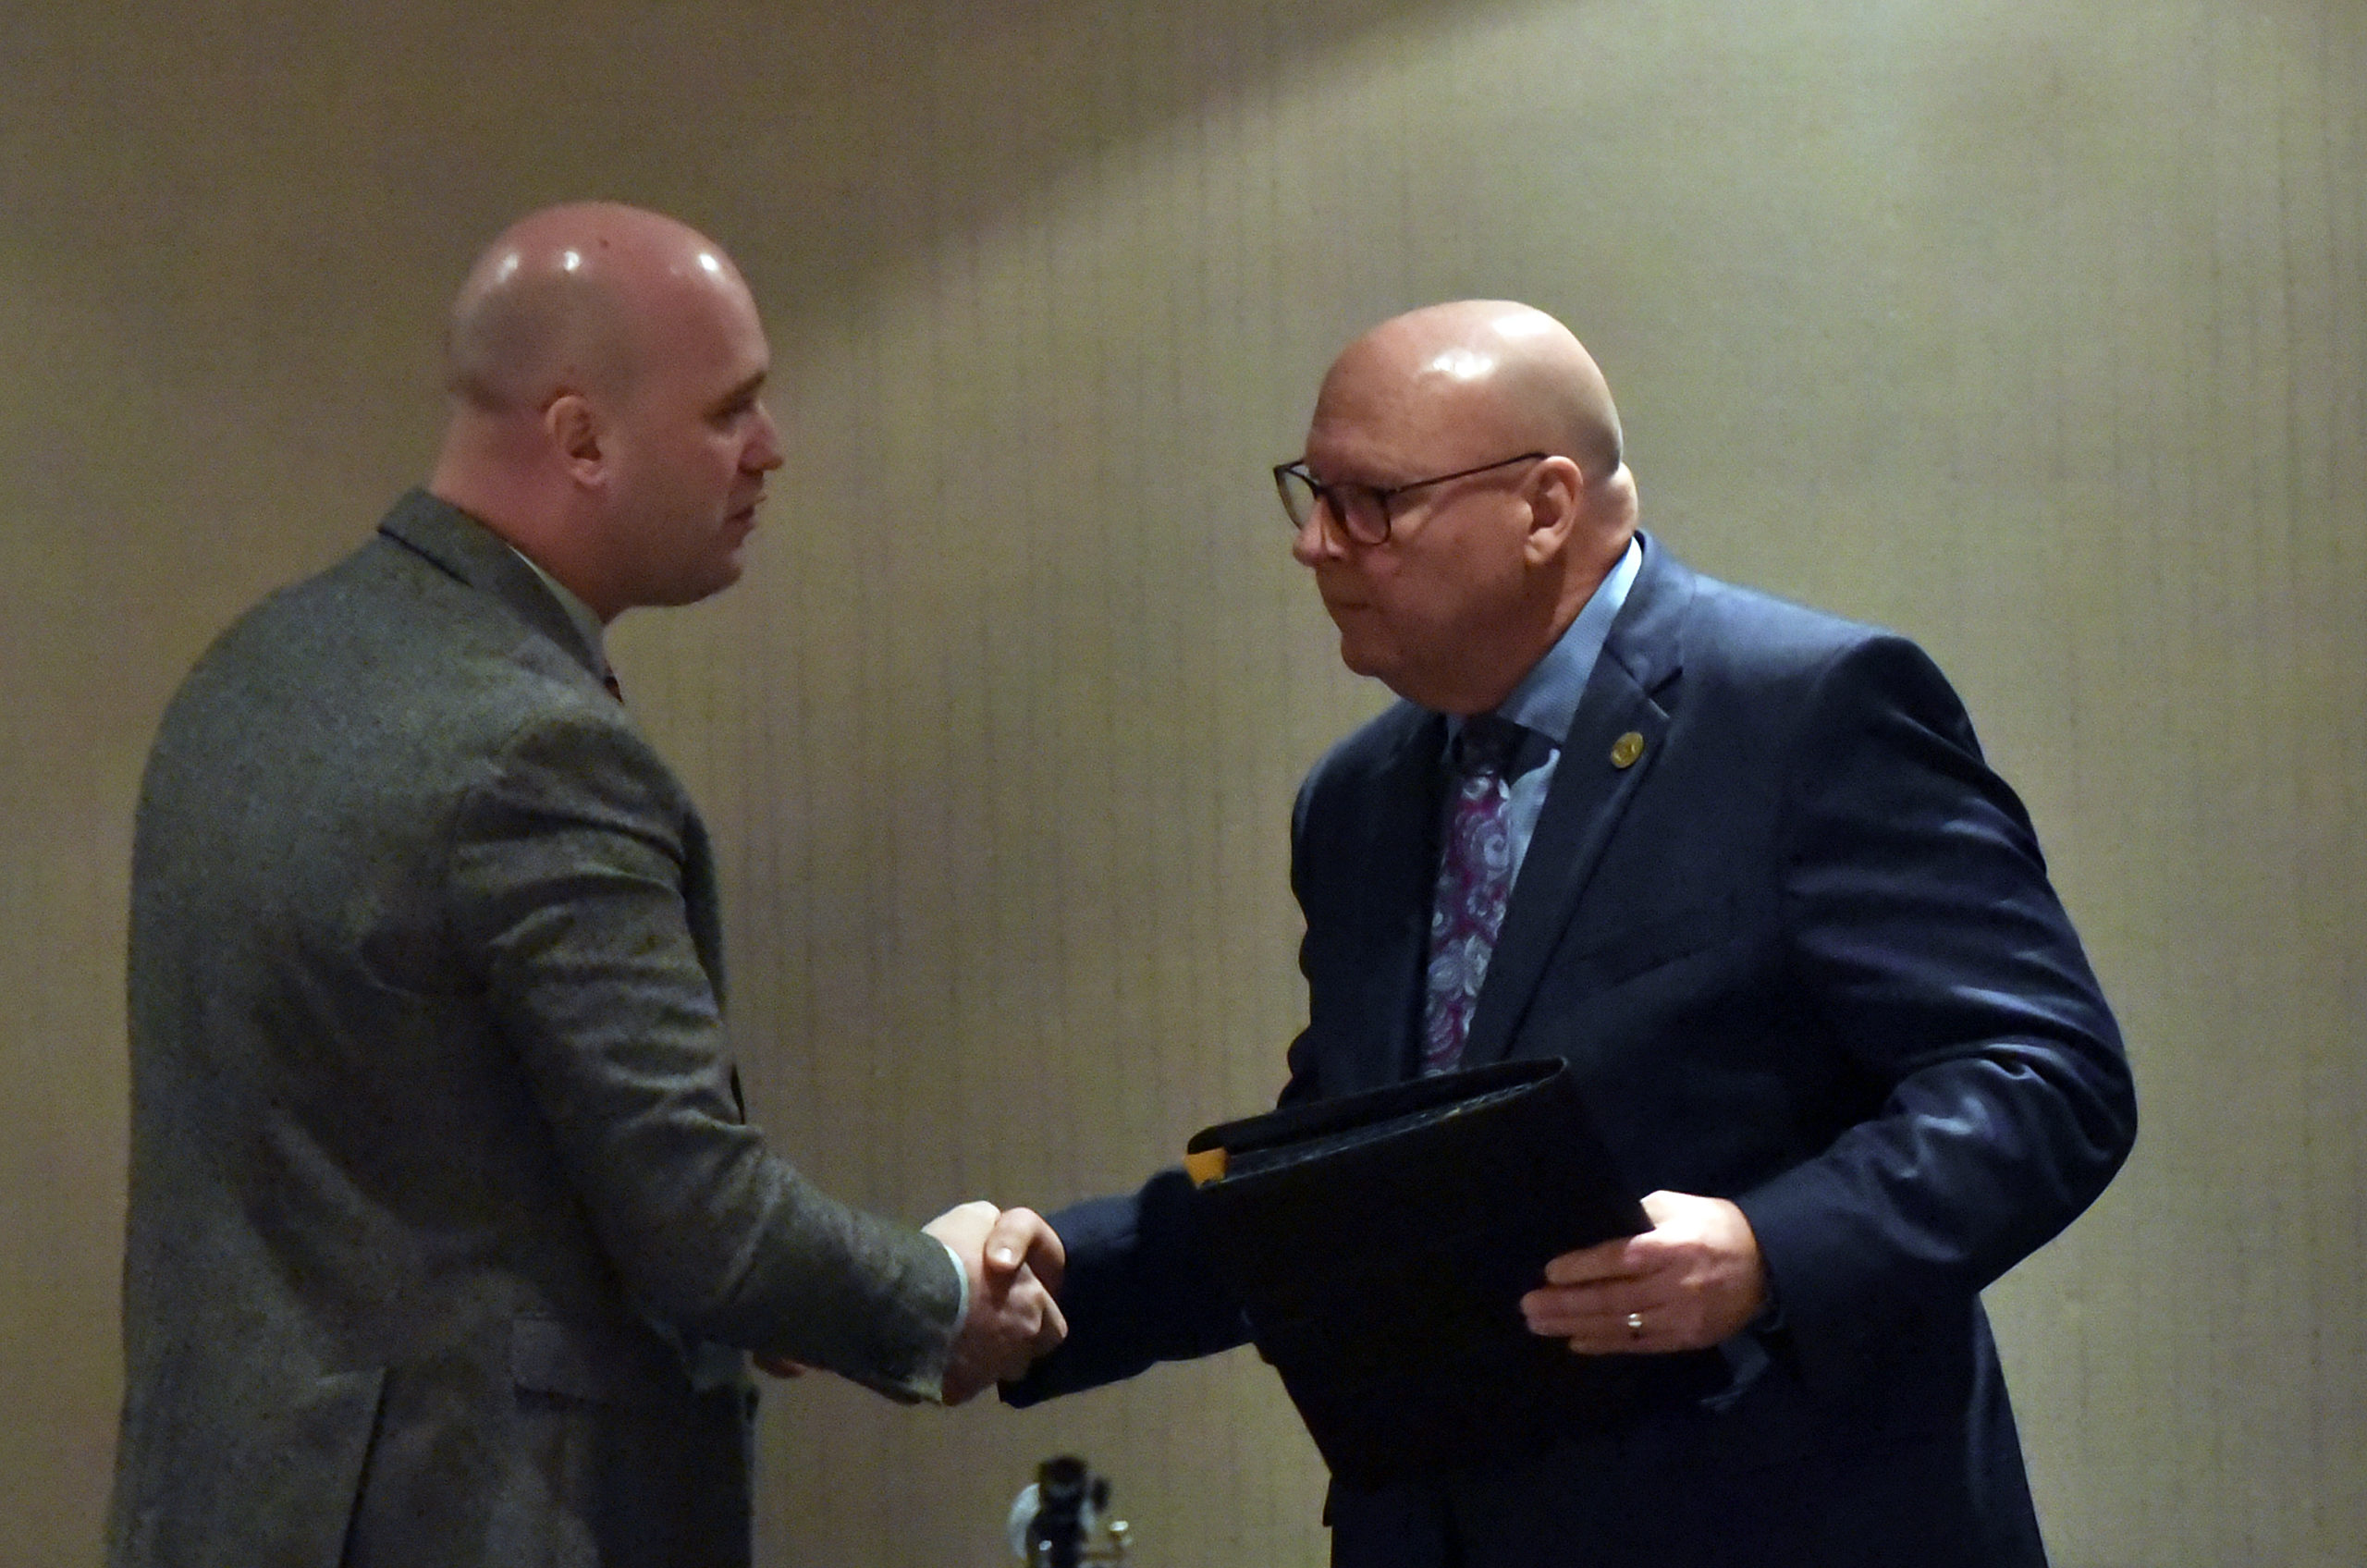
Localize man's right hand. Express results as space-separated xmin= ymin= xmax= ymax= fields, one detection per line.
xmin=923 ymin=1201 xmax=1068 ymax=1404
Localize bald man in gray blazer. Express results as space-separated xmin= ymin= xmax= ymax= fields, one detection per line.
xmin=107 ymin=204 xmax=1062 ymax=1568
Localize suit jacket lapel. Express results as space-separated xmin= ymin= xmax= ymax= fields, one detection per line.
xmin=1340 ymin=708 xmax=1449 ymax=1093
xmin=1459 ymin=538 xmax=1694 ymax=1068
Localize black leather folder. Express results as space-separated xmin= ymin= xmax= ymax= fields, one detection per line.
xmin=1184 ymin=1058 xmax=1658 ymax=1488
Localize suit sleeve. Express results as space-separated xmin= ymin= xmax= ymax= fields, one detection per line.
xmin=1734 ymin=634 xmax=2137 ymax=1393
xmin=999 ymin=1169 xmax=1252 ymax=1404
xmin=1277 ymin=767 xmax=1331 ymax=1109
xmin=448 ymin=706 xmax=963 ymax=1401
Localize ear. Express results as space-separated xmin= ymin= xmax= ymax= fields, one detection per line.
xmin=1519 ymin=455 xmax=1585 ymax=567
xmin=543 ymin=394 xmax=607 ymax=489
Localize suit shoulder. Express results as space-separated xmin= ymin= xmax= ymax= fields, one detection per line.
xmin=181 ymin=534 xmax=595 ymax=722
xmin=1663 ymin=562 xmax=1965 ymax=705
xmin=148 ymin=532 xmax=658 ymax=832
xmin=1657 ymin=565 xmax=1993 ymax=792
xmin=1681 ymin=568 xmax=1897 ymax=670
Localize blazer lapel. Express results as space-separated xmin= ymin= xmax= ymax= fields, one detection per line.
xmin=1459 ymin=539 xmax=1694 ymax=1068
xmin=1336 ymin=708 xmax=1449 ymax=1093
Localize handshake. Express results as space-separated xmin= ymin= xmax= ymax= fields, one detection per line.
xmin=924 ymin=1200 xmax=1070 ymax=1404
xmin=754 ymin=1200 xmax=1067 ymax=1406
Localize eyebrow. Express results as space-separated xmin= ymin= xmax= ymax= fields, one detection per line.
xmin=711 ymin=370 xmax=767 ymax=415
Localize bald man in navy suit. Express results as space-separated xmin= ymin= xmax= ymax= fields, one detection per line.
xmin=1007 ymin=301 xmax=2135 ymax=1568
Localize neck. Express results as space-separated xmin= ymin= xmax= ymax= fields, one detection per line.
xmin=1433 ymin=617 xmax=1565 ymax=716
xmin=427 ymin=438 xmax=622 ymax=624
xmin=1418 ymin=526 xmax=1635 ymax=716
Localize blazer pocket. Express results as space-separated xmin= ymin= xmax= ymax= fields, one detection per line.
xmin=509 ymin=1314 xmax=693 ymax=1416
xmin=1571 ymin=895 xmax=1737 ymax=989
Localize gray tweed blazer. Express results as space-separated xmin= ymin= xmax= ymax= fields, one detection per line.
xmin=108 ymin=492 xmax=963 ymax=1568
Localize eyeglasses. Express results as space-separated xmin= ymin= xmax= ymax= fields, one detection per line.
xmin=1271 ymin=451 xmax=1550 ymax=545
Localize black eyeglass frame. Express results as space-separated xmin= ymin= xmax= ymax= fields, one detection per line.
xmin=1271 ymin=450 xmax=1551 ymax=545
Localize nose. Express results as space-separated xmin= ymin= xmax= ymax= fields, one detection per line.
xmin=746 ymin=399 xmax=786 ymax=472
xmin=1290 ymin=498 xmax=1341 ymax=568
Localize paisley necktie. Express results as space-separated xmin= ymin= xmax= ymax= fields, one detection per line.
xmin=1419 ymin=715 xmax=1525 ymax=1075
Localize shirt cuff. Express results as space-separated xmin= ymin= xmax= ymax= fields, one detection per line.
xmin=922 ymin=1235 xmax=975 ymax=1403
xmin=938 ymin=1236 xmax=973 ymax=1332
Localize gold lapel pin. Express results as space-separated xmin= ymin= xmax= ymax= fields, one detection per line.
xmin=1610 ymin=731 xmax=1646 ymax=769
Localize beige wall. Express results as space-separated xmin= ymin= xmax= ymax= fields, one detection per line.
xmin=4 ymin=0 xmax=2362 ymax=1562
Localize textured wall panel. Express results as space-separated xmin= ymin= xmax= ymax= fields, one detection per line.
xmin=1 ymin=1 xmax=2361 ymax=1563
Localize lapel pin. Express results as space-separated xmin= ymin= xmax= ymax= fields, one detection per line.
xmin=1610 ymin=731 xmax=1645 ymax=769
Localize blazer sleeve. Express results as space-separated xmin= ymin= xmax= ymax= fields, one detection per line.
xmin=447 ymin=705 xmax=964 ymax=1402
xmin=1000 ymin=1167 xmax=1253 ymax=1405
xmin=1734 ymin=634 xmax=2138 ymax=1394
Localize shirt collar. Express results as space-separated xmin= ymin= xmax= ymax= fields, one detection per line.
xmin=505 ymin=544 xmax=609 ymax=669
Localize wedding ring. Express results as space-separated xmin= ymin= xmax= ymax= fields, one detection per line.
xmin=1625 ymin=1312 xmax=1646 ymax=1340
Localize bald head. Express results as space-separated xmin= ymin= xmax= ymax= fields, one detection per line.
xmin=1291 ymin=301 xmax=1638 ymax=714
xmin=442 ymin=202 xmax=741 ymax=413
xmin=1316 ymin=300 xmax=1625 ymax=484
xmin=428 ymin=202 xmax=782 ymax=621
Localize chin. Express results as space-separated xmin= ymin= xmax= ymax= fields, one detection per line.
xmin=1339 ymin=639 xmax=1436 ymax=706
xmin=653 ymin=563 xmax=744 ymax=608
xmin=1331 ymin=626 xmax=1387 ymax=680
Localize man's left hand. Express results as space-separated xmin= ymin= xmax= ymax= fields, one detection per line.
xmin=1519 ymin=1190 xmax=1768 ymax=1354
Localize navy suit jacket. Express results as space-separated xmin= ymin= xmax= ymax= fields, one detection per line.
xmin=1009 ymin=536 xmax=2136 ymax=1567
